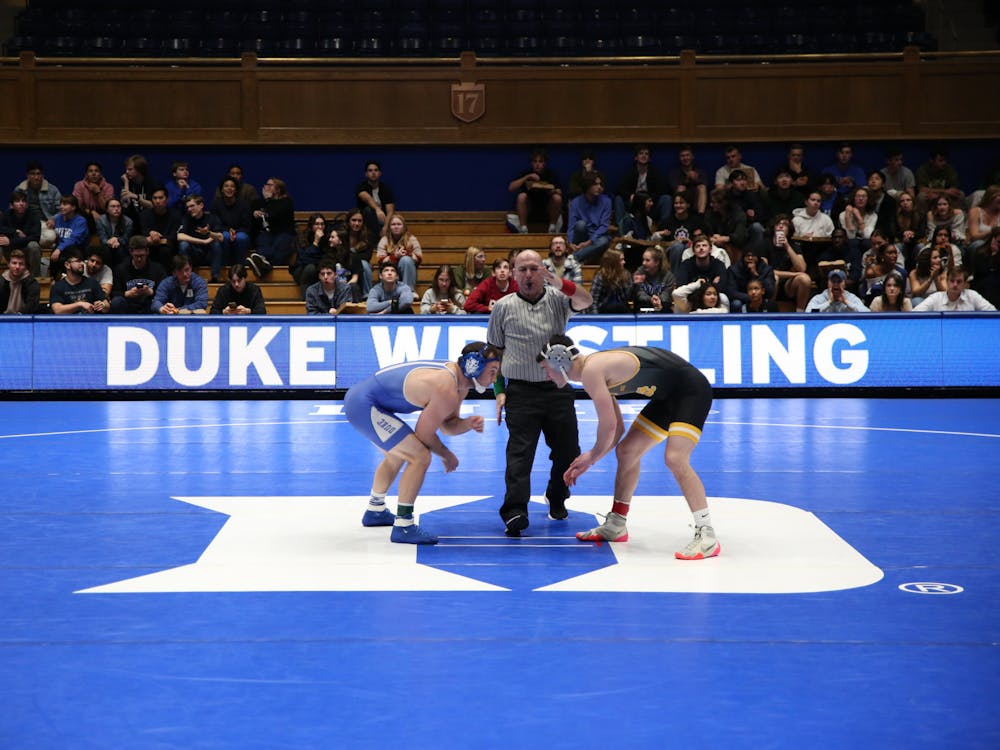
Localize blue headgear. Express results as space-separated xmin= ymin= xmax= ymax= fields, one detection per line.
xmin=459 ymin=344 xmax=500 ymax=392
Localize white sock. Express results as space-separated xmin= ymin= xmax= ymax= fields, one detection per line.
xmin=369 ymin=491 xmax=387 ymax=512
xmin=693 ymin=508 xmax=712 ymax=528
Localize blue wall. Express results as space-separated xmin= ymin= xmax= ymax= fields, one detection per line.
xmin=2 ymin=140 xmax=998 ymax=214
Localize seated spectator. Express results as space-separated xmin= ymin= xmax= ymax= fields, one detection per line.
xmin=966 ymin=185 xmax=1000 ymax=257
xmin=792 ymin=190 xmax=835 ymax=239
xmin=71 ymin=161 xmax=114 ymax=229
xmin=766 ymin=168 xmax=805 ymax=219
xmin=212 ymin=164 xmax=259 ymax=206
xmin=568 ymin=172 xmax=612 ymax=263
xmin=657 ymin=192 xmax=707 ymax=271
xmin=306 ymin=258 xmax=355 ymax=315
xmin=816 ymin=173 xmax=840 ymax=217
xmin=376 ymin=213 xmax=422 ymax=291
xmin=613 ymin=144 xmax=671 ymax=230
xmin=463 ymin=258 xmax=517 ymax=313
xmin=0 ymin=190 xmax=42 ymax=277
xmin=677 ymin=228 xmax=731 ymax=269
xmin=728 ymin=248 xmax=775 ymax=312
xmin=921 ymin=226 xmax=963 ymax=269
xmin=110 ymin=236 xmax=167 ymax=314
xmin=420 ymin=264 xmax=467 ymax=315
xmin=924 ymin=195 xmax=967 ymax=246
xmin=152 ymin=255 xmax=208 ymax=314
xmin=356 ymin=160 xmax=395 ymax=238
xmin=741 ymin=278 xmax=778 ymax=313
xmin=589 ymin=248 xmax=633 ymax=314
xmin=177 ymin=195 xmax=225 ymax=282
xmin=210 ymin=263 xmax=266 ymax=315
xmin=880 ymin=147 xmax=916 ymax=199
xmin=326 ymin=227 xmax=364 ymax=302
xmin=714 ymin=145 xmax=764 ymax=192
xmin=894 ymin=191 xmax=926 ymax=269
xmin=840 ymin=185 xmax=877 ymax=242
xmin=781 ymin=142 xmax=813 ymax=197
xmin=345 ymin=207 xmax=376 ymax=295
xmin=49 ymin=247 xmax=109 ymax=314
xmin=507 ymin=147 xmax=562 ymax=233
xmin=95 ymin=197 xmax=134 ymax=268
xmin=667 ymin=144 xmax=710 ymax=214
xmin=0 ymin=249 xmax=41 ymax=314
xmin=619 ymin=191 xmax=657 ymax=241
xmin=139 ymin=187 xmax=181 ymax=270
xmin=839 ymin=187 xmax=878 ymax=283
xmin=866 ymin=170 xmax=898 ymax=239
xmin=119 ymin=153 xmax=161 ymax=224
xmin=970 ymin=227 xmax=1000 ymax=309
xmin=823 ymin=142 xmax=866 ymax=198
xmin=51 ymin=195 xmax=90 ymax=277
xmin=859 ymin=234 xmax=907 ymax=304
xmin=673 ymin=279 xmax=729 ymax=314
xmin=675 ymin=235 xmax=732 ymax=309
xmin=542 ymin=235 xmax=582 ymax=285
xmin=868 ymin=271 xmax=912 ymax=312
xmin=908 ymin=246 xmax=948 ymax=307
xmin=84 ymin=249 xmax=113 ymax=298
xmin=913 ymin=265 xmax=996 ymax=311
xmin=367 ymin=261 xmax=415 ymax=314
xmin=632 ymin=245 xmax=675 ymax=313
xmin=915 ymin=148 xmax=965 ymax=214
xmin=14 ymin=160 xmax=61 ymax=251
xmin=292 ymin=213 xmax=328 ymax=299
xmin=567 ymin=148 xmax=605 ymax=200
xmin=769 ymin=217 xmax=814 ymax=312
xmin=727 ymin=169 xmax=767 ymax=254
xmin=703 ymin=188 xmax=748 ymax=265
xmin=249 ymin=177 xmax=297 ymax=274
xmin=805 ymin=269 xmax=870 ymax=313
xmin=210 ymin=176 xmax=253 ymax=271
xmin=455 ymin=245 xmax=489 ymax=295
xmin=165 ymin=160 xmax=203 ymax=211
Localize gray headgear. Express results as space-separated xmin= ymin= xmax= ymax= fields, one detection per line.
xmin=536 ymin=339 xmax=580 ymax=376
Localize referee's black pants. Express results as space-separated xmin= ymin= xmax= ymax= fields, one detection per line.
xmin=500 ymin=379 xmax=580 ymax=522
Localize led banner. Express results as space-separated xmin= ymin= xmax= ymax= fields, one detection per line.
xmin=3 ymin=314 xmax=998 ymax=392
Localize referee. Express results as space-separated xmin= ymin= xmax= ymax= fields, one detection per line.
xmin=487 ymin=248 xmax=594 ymax=536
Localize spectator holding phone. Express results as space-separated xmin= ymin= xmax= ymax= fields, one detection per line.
xmin=110 ymin=236 xmax=166 ymax=314
xmin=210 ymin=263 xmax=266 ymax=315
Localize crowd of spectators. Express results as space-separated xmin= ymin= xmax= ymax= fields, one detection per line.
xmin=2 ymin=144 xmax=998 ymax=316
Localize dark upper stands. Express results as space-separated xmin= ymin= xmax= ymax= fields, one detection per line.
xmin=4 ymin=0 xmax=936 ymax=59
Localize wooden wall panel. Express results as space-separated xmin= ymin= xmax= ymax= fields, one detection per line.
xmin=1 ymin=51 xmax=996 ymax=145
xmin=34 ymin=78 xmax=244 ymax=131
xmin=0 ymin=76 xmax=18 ymax=129
xmin=916 ymin=69 xmax=1000 ymax=135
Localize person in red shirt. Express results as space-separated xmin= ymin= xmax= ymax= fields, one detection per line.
xmin=462 ymin=258 xmax=518 ymax=313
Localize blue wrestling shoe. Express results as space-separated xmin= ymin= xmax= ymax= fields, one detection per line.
xmin=362 ymin=508 xmax=396 ymax=527
xmin=390 ymin=524 xmax=438 ymax=545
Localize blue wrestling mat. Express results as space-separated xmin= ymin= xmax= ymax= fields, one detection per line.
xmin=1 ymin=397 xmax=997 ymax=749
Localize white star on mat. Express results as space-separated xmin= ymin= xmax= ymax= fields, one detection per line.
xmin=77 ymin=495 xmax=506 ymax=593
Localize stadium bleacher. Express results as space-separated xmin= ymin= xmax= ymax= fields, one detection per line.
xmin=3 ymin=0 xmax=937 ymax=59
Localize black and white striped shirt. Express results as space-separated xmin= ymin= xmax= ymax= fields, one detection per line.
xmin=487 ymin=288 xmax=575 ymax=382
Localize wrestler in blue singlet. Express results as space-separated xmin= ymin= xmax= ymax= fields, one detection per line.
xmin=343 ymin=361 xmax=456 ymax=452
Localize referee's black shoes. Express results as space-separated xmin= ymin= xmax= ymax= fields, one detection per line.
xmin=546 ymin=494 xmax=568 ymax=521
xmin=504 ymin=513 xmax=529 ymax=537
